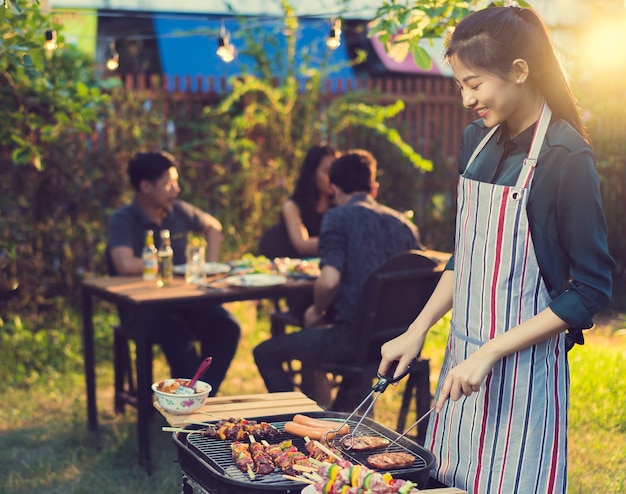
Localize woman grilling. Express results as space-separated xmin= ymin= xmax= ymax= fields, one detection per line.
xmin=378 ymin=6 xmax=614 ymax=494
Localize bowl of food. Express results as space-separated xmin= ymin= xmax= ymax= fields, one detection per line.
xmin=151 ymin=378 xmax=212 ymax=414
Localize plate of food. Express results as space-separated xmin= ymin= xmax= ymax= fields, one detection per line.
xmin=224 ymin=274 xmax=288 ymax=287
xmin=173 ymin=262 xmax=231 ymax=275
xmin=288 ymin=258 xmax=320 ymax=279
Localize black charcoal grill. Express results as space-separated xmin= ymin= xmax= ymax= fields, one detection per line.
xmin=172 ymin=411 xmax=435 ymax=494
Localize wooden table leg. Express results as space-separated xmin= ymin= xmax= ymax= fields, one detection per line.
xmin=82 ymin=289 xmax=98 ymax=432
xmin=135 ymin=313 xmax=154 ymax=474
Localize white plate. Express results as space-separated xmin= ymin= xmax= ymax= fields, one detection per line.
xmin=224 ymin=274 xmax=288 ymax=287
xmin=173 ymin=262 xmax=231 ymax=275
xmin=301 ymin=486 xmax=317 ymax=494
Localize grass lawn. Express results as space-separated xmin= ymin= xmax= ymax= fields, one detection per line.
xmin=1 ymin=301 xmax=625 ymax=493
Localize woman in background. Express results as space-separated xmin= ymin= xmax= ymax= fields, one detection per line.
xmin=378 ymin=6 xmax=613 ymax=493
xmin=281 ymin=143 xmax=339 ymax=257
xmin=258 ymin=143 xmax=339 ymax=320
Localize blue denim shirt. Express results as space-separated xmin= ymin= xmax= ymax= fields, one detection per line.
xmin=319 ymin=193 xmax=420 ymax=326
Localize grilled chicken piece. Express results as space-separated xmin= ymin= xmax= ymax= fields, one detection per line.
xmin=366 ymin=451 xmax=415 ymax=470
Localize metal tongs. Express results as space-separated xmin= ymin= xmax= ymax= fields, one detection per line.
xmin=382 ymin=405 xmax=435 ymax=452
xmin=321 ymin=358 xmax=418 ymax=449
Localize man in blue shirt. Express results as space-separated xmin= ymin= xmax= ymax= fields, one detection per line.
xmin=107 ymin=151 xmax=240 ymax=395
xmin=253 ymin=149 xmax=420 ymax=404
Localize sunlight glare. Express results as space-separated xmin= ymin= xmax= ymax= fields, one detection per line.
xmin=578 ymin=16 xmax=626 ymax=72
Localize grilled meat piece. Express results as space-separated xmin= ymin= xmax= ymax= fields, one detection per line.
xmin=200 ymin=418 xmax=280 ymax=441
xmin=366 ymin=451 xmax=415 ymax=470
xmin=304 ymin=438 xmax=344 ymax=463
xmin=343 ymin=435 xmax=390 ymax=451
xmin=249 ymin=441 xmax=276 ymax=475
xmin=230 ymin=441 xmax=254 ymax=473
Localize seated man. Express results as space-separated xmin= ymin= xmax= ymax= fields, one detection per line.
xmin=107 ymin=151 xmax=241 ymax=395
xmin=253 ymin=149 xmax=421 ymax=404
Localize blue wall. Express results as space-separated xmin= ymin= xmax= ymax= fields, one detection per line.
xmin=153 ymin=16 xmax=357 ymax=92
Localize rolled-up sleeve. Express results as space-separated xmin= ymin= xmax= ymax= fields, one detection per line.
xmin=545 ymin=147 xmax=614 ymax=328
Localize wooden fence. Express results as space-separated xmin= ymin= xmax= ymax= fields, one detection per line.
xmin=118 ymin=72 xmax=473 ymax=165
xmin=114 ymin=73 xmax=624 ymax=272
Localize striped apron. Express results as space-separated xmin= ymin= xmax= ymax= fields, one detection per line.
xmin=425 ymin=104 xmax=568 ymax=493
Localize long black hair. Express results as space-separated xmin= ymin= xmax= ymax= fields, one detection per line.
xmin=445 ymin=6 xmax=588 ymax=142
xmin=290 ymin=143 xmax=338 ymax=221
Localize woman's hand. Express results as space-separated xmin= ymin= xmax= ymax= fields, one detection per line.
xmin=435 ymin=308 xmax=569 ymax=411
xmin=434 ymin=349 xmax=497 ymax=411
xmin=378 ymin=330 xmax=427 ymax=380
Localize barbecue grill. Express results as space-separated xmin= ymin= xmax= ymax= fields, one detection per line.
xmin=173 ymin=411 xmax=436 ymax=494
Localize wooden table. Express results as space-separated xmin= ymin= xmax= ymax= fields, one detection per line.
xmin=156 ymin=391 xmax=323 ymax=427
xmin=81 ymin=275 xmax=314 ymax=473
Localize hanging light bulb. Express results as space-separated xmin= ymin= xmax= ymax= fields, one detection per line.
xmin=106 ymin=40 xmax=119 ymax=71
xmin=216 ymin=24 xmax=236 ymax=63
xmin=326 ymin=18 xmax=342 ymax=50
xmin=44 ymin=29 xmax=57 ymax=51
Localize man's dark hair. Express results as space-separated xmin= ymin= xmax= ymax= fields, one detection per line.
xmin=127 ymin=151 xmax=178 ymax=191
xmin=328 ymin=149 xmax=377 ymax=194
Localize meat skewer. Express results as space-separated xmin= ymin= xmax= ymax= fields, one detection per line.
xmin=304 ymin=437 xmax=344 ymax=463
xmin=230 ymin=441 xmax=255 ymax=479
xmin=199 ymin=417 xmax=281 ymax=441
xmin=264 ymin=438 xmax=312 ymax=475
xmin=311 ymin=459 xmax=420 ymax=493
xmin=249 ymin=436 xmax=276 ymax=475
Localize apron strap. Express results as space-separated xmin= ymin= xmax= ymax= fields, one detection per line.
xmin=515 ymin=103 xmax=552 ymax=188
xmin=465 ymin=125 xmax=499 ymax=172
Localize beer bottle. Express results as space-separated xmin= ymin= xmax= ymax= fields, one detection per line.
xmin=142 ymin=229 xmax=158 ymax=281
xmin=157 ymin=229 xmax=174 ymax=287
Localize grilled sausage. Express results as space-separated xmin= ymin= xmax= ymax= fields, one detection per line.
xmin=292 ymin=414 xmax=350 ymax=435
xmin=283 ymin=421 xmax=339 ymax=440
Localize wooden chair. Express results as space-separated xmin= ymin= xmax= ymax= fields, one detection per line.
xmin=309 ymin=250 xmax=442 ymax=423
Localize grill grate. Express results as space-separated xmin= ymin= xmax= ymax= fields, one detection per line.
xmin=175 ymin=411 xmax=435 ymax=493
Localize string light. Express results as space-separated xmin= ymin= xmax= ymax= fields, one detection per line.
xmin=44 ymin=29 xmax=57 ymax=51
xmin=326 ymin=17 xmax=342 ymax=50
xmin=106 ymin=40 xmax=119 ymax=71
xmin=216 ymin=23 xmax=236 ymax=63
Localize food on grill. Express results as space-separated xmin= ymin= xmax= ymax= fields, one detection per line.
xmin=313 ymin=460 xmax=420 ymax=493
xmin=284 ymin=420 xmax=345 ymax=440
xmin=304 ymin=438 xmax=344 ymax=463
xmin=265 ymin=439 xmax=312 ymax=475
xmin=201 ymin=418 xmax=280 ymax=441
xmin=293 ymin=414 xmax=350 ymax=435
xmin=249 ymin=439 xmax=276 ymax=475
xmin=230 ymin=441 xmax=255 ymax=477
xmin=342 ymin=435 xmax=390 ymax=451
xmin=366 ymin=452 xmax=416 ymax=470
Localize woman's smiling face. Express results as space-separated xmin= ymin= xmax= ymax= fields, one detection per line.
xmin=450 ymin=54 xmax=523 ymax=131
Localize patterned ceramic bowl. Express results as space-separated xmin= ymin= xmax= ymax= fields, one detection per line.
xmin=151 ymin=378 xmax=212 ymax=414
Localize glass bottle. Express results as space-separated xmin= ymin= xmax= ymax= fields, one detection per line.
xmin=142 ymin=229 xmax=158 ymax=281
xmin=157 ymin=229 xmax=174 ymax=287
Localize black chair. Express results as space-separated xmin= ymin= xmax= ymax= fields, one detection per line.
xmin=310 ymin=250 xmax=442 ymax=440
xmin=257 ymin=224 xmax=307 ymax=343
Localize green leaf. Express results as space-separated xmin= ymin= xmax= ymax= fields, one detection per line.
xmin=410 ymin=44 xmax=434 ymax=70
xmin=11 ymin=147 xmax=32 ymax=165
